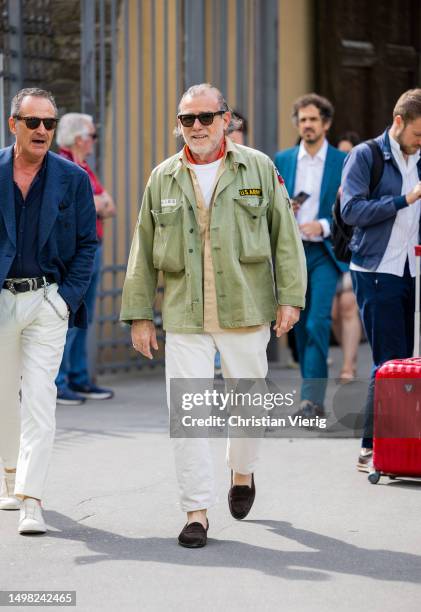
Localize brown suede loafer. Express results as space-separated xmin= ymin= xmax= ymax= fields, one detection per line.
xmin=178 ymin=519 xmax=209 ymax=548
xmin=228 ymin=472 xmax=255 ymax=520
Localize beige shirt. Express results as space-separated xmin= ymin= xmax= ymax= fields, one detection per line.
xmin=182 ymin=140 xmax=264 ymax=333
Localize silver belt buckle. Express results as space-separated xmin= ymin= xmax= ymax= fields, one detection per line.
xmin=5 ymin=281 xmax=17 ymax=295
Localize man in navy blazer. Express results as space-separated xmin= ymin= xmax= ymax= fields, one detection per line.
xmin=275 ymin=93 xmax=346 ymax=416
xmin=0 ymin=88 xmax=97 ymax=534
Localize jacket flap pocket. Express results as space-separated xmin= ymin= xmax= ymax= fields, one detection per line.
xmin=234 ymin=198 xmax=268 ymax=217
xmin=151 ymin=205 xmax=183 ymax=226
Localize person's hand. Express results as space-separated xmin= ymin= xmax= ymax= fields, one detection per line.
xmin=93 ymin=193 xmax=108 ymax=214
xmin=291 ymin=199 xmax=301 ymax=215
xmin=273 ymin=305 xmax=301 ymax=337
xmin=100 ymin=190 xmax=117 ymax=218
xmin=299 ymin=221 xmax=323 ymax=238
xmin=94 ymin=191 xmax=116 ymax=218
xmin=406 ymin=181 xmax=421 ymax=205
xmin=131 ymin=320 xmax=158 ymax=359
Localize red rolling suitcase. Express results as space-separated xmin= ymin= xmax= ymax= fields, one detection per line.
xmin=369 ymin=245 xmax=421 ymax=484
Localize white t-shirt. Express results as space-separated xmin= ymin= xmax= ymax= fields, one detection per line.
xmin=190 ymin=158 xmax=223 ymax=208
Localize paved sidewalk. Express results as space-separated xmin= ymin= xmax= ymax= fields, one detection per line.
xmin=1 ymin=344 xmax=421 ymax=611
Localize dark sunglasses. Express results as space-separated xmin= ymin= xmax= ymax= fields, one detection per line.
xmin=14 ymin=115 xmax=58 ymax=131
xmin=177 ymin=110 xmax=225 ymax=128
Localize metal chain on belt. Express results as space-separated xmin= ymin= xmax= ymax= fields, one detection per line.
xmin=42 ymin=278 xmax=69 ymax=321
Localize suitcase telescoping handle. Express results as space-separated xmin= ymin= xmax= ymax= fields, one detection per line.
xmin=415 ymin=245 xmax=421 ymax=358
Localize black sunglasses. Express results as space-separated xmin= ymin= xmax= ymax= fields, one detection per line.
xmin=177 ymin=110 xmax=225 ymax=128
xmin=14 ymin=115 xmax=58 ymax=131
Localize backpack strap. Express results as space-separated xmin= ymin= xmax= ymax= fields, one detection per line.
xmin=366 ymin=139 xmax=384 ymax=194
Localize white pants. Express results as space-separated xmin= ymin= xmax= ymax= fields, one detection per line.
xmin=166 ymin=325 xmax=270 ymax=512
xmin=0 ymin=284 xmax=68 ymax=499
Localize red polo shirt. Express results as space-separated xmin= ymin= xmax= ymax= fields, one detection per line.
xmin=59 ymin=148 xmax=105 ymax=241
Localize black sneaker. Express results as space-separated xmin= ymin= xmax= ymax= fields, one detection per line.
xmin=69 ymin=383 xmax=114 ymax=400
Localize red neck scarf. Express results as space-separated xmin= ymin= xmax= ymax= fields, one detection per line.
xmin=184 ymin=139 xmax=226 ymax=165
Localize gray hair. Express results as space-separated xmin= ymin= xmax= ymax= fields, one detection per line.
xmin=174 ymin=82 xmax=241 ymax=138
xmin=10 ymin=87 xmax=57 ymax=117
xmin=56 ymin=113 xmax=94 ymax=148
xmin=177 ymin=83 xmax=228 ymax=114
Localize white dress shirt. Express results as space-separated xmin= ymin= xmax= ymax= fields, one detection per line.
xmin=350 ymin=133 xmax=420 ymax=277
xmin=294 ymin=139 xmax=330 ymax=242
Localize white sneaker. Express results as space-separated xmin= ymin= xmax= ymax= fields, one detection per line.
xmin=0 ymin=471 xmax=21 ymax=511
xmin=356 ymin=448 xmax=373 ymax=473
xmin=18 ymin=498 xmax=47 ymax=534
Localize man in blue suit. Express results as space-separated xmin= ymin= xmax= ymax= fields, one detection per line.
xmin=275 ymin=93 xmax=346 ymax=416
xmin=0 ymin=88 xmax=97 ymax=534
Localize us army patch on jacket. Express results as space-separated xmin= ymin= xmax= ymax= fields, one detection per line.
xmin=239 ymin=188 xmax=262 ymax=196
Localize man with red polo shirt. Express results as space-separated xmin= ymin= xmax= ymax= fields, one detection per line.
xmin=55 ymin=113 xmax=116 ymax=405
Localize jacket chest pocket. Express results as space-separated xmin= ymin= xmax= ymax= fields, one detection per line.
xmin=151 ymin=206 xmax=185 ymax=272
xmin=234 ymin=198 xmax=271 ymax=263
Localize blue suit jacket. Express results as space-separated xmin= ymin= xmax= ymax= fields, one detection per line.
xmin=274 ymin=143 xmax=347 ymax=272
xmin=0 ymin=146 xmax=97 ymax=328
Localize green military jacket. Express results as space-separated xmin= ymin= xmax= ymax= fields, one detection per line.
xmin=120 ymin=140 xmax=306 ymax=333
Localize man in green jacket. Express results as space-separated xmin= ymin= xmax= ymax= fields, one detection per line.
xmin=120 ymin=83 xmax=306 ymax=548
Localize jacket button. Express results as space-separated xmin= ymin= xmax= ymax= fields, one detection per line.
xmin=160 ymin=223 xmax=165 ymax=227
xmin=189 ymin=228 xmax=194 ymax=233
xmin=189 ymin=206 xmax=193 ymax=211
xmin=189 ymin=248 xmax=193 ymax=253
xmin=252 ymin=215 xmax=257 ymax=219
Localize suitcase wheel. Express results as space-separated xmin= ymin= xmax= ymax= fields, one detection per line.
xmin=368 ymin=471 xmax=381 ymax=484
xmin=388 ymin=475 xmax=397 ymax=480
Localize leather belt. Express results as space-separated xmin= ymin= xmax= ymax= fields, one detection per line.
xmin=2 ymin=276 xmax=56 ymax=294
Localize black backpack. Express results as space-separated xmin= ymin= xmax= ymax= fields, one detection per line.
xmin=331 ymin=140 xmax=384 ymax=263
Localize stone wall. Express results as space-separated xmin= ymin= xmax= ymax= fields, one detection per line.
xmin=1 ymin=0 xmax=119 ymax=117
xmin=0 ymin=0 xmax=81 ymax=122
xmin=47 ymin=0 xmax=81 ymax=114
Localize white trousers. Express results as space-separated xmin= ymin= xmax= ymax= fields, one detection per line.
xmin=165 ymin=325 xmax=270 ymax=512
xmin=0 ymin=284 xmax=68 ymax=499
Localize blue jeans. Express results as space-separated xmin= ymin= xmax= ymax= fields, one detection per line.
xmin=351 ymin=261 xmax=415 ymax=448
xmin=294 ymin=242 xmax=340 ymax=406
xmin=56 ymin=244 xmax=102 ymax=390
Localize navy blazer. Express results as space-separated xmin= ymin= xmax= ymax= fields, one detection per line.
xmin=274 ymin=142 xmax=347 ymax=272
xmin=0 ymin=146 xmax=97 ymax=328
